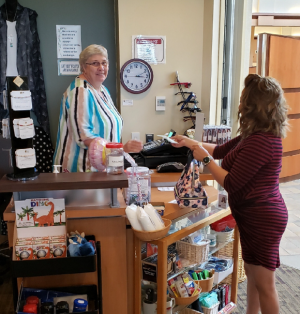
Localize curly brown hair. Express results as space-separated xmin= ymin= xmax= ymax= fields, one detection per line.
xmin=237 ymin=74 xmax=289 ymax=139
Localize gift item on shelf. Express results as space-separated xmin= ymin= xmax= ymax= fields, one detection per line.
xmin=2 ymin=118 xmax=10 ymax=138
xmin=15 ymin=148 xmax=36 ymax=169
xmin=217 ymin=190 xmax=228 ymax=209
xmin=217 ymin=302 xmax=236 ymax=314
xmin=207 ymin=234 xmax=216 ymax=247
xmin=199 ymin=292 xmax=219 ymax=314
xmin=13 ymin=118 xmax=35 ymax=139
xmin=210 ymin=229 xmax=234 ymax=244
xmin=73 ymin=298 xmax=88 ymax=312
xmin=105 ymin=142 xmax=124 ymax=174
xmin=10 ymin=90 xmax=32 ymax=111
xmin=202 ymin=125 xmax=231 ymax=144
xmin=125 ymin=166 xmax=151 ymax=205
xmin=210 ymin=215 xmax=236 ymax=232
xmin=67 ymin=231 xmax=96 ymax=257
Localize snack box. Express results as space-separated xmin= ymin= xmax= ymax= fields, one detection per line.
xmin=218 ymin=302 xmax=236 ymax=313
xmin=50 ymin=239 xmax=67 ymax=258
xmin=15 ymin=242 xmax=33 ymax=261
xmin=17 ymin=237 xmax=33 ymax=242
xmin=33 ymin=236 xmax=50 ymax=241
xmin=33 ymin=240 xmax=50 ymax=259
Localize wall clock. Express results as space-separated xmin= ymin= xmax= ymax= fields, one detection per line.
xmin=120 ymin=58 xmax=153 ymax=94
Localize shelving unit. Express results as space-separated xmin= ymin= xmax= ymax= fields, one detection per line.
xmin=11 ymin=236 xmax=103 ymax=314
xmin=133 ymin=206 xmax=240 ymax=314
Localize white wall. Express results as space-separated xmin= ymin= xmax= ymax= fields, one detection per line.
xmin=118 ymin=0 xmax=207 ymax=143
xmin=253 ymin=0 xmax=300 ymax=13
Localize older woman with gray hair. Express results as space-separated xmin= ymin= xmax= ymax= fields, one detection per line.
xmin=53 ymin=44 xmax=142 ymax=172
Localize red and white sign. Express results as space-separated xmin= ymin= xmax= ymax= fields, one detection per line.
xmin=132 ymin=35 xmax=166 ymax=64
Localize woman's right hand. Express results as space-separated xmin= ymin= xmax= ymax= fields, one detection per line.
xmin=171 ymin=135 xmax=200 ymax=149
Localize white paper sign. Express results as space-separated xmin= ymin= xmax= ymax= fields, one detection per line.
xmin=58 ymin=60 xmax=81 ymax=76
xmin=56 ymin=25 xmax=82 ymax=59
xmin=132 ymin=35 xmax=166 ymax=64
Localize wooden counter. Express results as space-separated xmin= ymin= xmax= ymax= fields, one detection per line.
xmin=2 ymin=171 xmax=218 ymax=314
xmin=0 ymin=172 xmax=128 ymax=192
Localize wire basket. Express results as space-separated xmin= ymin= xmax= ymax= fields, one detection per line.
xmin=176 ymin=239 xmax=210 ymax=265
xmin=201 ymin=302 xmax=220 ymax=314
xmin=178 ymin=309 xmax=204 ymax=314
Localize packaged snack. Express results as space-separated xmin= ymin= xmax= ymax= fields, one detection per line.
xmin=175 ymin=276 xmax=189 ymax=298
xmin=168 ymin=279 xmax=180 ymax=298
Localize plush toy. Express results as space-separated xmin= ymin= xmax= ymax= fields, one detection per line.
xmin=67 ymin=231 xmax=95 ymax=257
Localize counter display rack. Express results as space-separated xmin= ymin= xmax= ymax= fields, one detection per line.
xmin=11 ymin=237 xmax=103 ymax=314
xmin=133 ymin=204 xmax=240 ymax=314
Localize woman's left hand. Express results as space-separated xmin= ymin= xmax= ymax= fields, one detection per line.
xmin=124 ymin=140 xmax=143 ymax=153
xmin=191 ymin=144 xmax=211 ymax=162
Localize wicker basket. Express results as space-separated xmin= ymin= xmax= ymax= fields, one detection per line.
xmin=201 ymin=302 xmax=220 ymax=314
xmin=179 ymin=309 xmax=204 ymax=314
xmin=175 ymin=289 xmax=201 ymax=305
xmin=213 ymin=234 xmax=246 ymax=284
xmin=132 ymin=218 xmax=171 ymax=241
xmin=176 ymin=239 xmax=210 ymax=265
xmin=194 ymin=269 xmax=215 ymax=292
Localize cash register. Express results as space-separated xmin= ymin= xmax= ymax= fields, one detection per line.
xmin=125 ymin=130 xmax=189 ymax=169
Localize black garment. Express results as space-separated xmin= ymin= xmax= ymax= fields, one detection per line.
xmin=0 ymin=4 xmax=50 ymax=134
xmin=33 ymin=126 xmax=54 ymax=173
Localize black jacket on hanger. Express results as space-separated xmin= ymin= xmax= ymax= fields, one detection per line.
xmin=0 ymin=3 xmax=50 ymax=134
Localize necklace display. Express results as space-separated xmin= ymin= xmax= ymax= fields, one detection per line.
xmin=6 ymin=3 xmax=18 ymax=47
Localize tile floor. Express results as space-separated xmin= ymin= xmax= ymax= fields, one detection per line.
xmin=279 ymin=179 xmax=300 ymax=270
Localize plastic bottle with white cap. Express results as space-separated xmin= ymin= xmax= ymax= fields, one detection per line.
xmin=52 ymin=165 xmax=62 ymax=173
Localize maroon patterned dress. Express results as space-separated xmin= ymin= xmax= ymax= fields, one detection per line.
xmin=213 ymin=132 xmax=288 ymax=271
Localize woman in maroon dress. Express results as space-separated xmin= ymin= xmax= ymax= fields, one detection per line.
xmin=172 ymin=74 xmax=289 ymax=314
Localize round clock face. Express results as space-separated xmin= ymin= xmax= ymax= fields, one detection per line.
xmin=120 ymin=58 xmax=153 ymax=94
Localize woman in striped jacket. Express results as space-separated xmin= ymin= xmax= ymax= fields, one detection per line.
xmin=172 ymin=74 xmax=289 ymax=314
xmin=53 ymin=45 xmax=142 ymax=172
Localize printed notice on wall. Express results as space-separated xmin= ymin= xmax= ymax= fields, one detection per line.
xmin=58 ymin=60 xmax=81 ymax=76
xmin=56 ymin=25 xmax=82 ymax=59
xmin=132 ymin=35 xmax=166 ymax=64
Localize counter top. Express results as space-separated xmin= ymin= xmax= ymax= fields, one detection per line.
xmin=0 ymin=172 xmax=128 ymax=193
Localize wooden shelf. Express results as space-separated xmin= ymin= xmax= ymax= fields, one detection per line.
xmin=0 ymin=172 xmax=129 ymax=193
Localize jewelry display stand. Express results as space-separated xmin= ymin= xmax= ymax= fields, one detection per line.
xmin=5 ymin=76 xmax=38 ymax=181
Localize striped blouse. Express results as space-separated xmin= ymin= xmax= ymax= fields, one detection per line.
xmin=53 ymin=77 xmax=123 ymax=172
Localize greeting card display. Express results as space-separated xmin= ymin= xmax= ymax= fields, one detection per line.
xmin=10 ymin=90 xmax=32 ymax=111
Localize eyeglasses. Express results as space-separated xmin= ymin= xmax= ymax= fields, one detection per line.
xmin=86 ymin=61 xmax=108 ymax=68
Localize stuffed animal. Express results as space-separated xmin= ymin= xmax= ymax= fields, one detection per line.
xmin=67 ymin=231 xmax=95 ymax=257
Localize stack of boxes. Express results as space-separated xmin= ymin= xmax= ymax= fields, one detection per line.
xmin=15 ymin=235 xmax=67 ymax=261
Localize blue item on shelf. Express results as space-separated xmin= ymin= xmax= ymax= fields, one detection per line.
xmin=199 ymin=291 xmax=218 ymax=308
xmin=73 ymin=298 xmax=88 ymax=312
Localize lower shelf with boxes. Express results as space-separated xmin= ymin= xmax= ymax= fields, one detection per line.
xmin=141 ymin=215 xmax=236 ymax=314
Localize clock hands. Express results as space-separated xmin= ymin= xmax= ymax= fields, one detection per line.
xmin=126 ymin=75 xmax=147 ymax=78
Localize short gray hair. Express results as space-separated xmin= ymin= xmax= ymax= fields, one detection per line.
xmin=79 ymin=44 xmax=108 ymax=72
